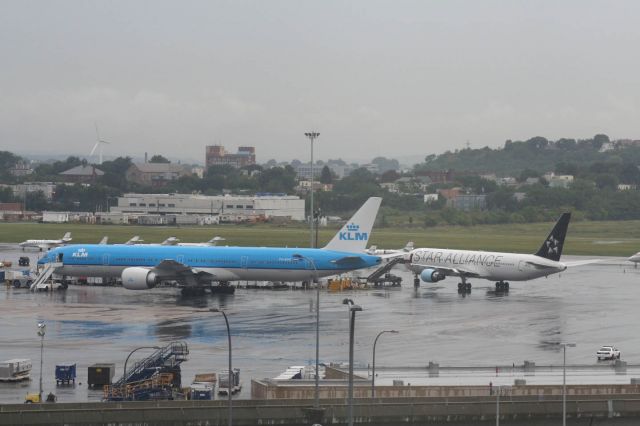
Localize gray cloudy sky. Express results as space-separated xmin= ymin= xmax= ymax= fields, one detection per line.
xmin=1 ymin=1 xmax=639 ymax=164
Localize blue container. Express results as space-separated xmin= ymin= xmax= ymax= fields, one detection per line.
xmin=55 ymin=363 xmax=77 ymax=384
xmin=0 ymin=271 xmax=5 ymax=282
xmin=190 ymin=388 xmax=212 ymax=400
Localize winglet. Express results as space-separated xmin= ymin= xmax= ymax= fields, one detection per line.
xmin=534 ymin=212 xmax=571 ymax=261
xmin=323 ymin=197 xmax=382 ymax=253
xmin=62 ymin=232 xmax=72 ymax=242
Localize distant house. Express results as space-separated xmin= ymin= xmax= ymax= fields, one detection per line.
xmin=126 ymin=163 xmax=189 ymax=187
xmin=59 ymin=165 xmax=104 ymax=183
xmin=543 ymin=172 xmax=574 ymax=188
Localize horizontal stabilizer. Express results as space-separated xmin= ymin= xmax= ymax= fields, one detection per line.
xmin=564 ymin=259 xmax=601 ymax=267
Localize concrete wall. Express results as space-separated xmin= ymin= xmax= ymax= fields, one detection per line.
xmin=4 ymin=396 xmax=640 ymax=425
xmin=252 ymin=379 xmax=640 ymax=400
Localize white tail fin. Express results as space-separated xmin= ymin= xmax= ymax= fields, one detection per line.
xmin=323 ymin=197 xmax=382 ymax=253
xmin=98 ymin=236 xmax=108 ymax=245
xmin=125 ymin=236 xmax=142 ymax=245
xmin=403 ymin=241 xmax=414 ymax=252
xmin=162 ymin=236 xmax=180 ymax=245
xmin=208 ymin=236 xmax=225 ymax=246
xmin=62 ymin=232 xmax=72 ymax=242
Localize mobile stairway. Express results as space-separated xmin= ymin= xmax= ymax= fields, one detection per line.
xmin=104 ymin=341 xmax=189 ymax=401
xmin=366 ymin=256 xmax=404 ymax=283
xmin=29 ymin=262 xmax=63 ymax=291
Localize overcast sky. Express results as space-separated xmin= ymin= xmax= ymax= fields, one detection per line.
xmin=1 ymin=1 xmax=639 ymax=164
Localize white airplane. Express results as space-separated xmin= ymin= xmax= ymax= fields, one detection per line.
xmin=160 ymin=236 xmax=226 ymax=247
xmin=19 ymin=232 xmax=72 ymax=251
xmin=367 ymin=241 xmax=413 ymax=255
xmin=405 ymin=213 xmax=589 ymax=292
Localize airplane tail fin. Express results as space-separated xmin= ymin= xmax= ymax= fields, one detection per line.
xmin=534 ymin=212 xmax=571 ymax=261
xmin=323 ymin=197 xmax=382 ymax=253
xmin=62 ymin=232 xmax=72 ymax=242
xmin=162 ymin=237 xmax=180 ymax=245
xmin=403 ymin=241 xmax=414 ymax=252
xmin=98 ymin=236 xmax=108 ymax=245
xmin=208 ymin=236 xmax=225 ymax=246
xmin=125 ymin=236 xmax=142 ymax=245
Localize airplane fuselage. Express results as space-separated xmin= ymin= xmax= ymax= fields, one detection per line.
xmin=19 ymin=240 xmax=65 ymax=250
xmin=39 ymin=244 xmax=381 ymax=282
xmin=409 ymin=248 xmax=566 ymax=282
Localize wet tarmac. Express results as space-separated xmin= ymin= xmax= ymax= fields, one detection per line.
xmin=1 ymin=244 xmax=639 ymax=404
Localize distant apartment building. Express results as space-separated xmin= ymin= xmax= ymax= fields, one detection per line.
xmin=9 ymin=161 xmax=33 ymax=177
xmin=295 ymin=163 xmax=321 ymax=180
xmin=1 ymin=182 xmax=57 ymax=200
xmin=449 ymin=194 xmax=487 ymax=211
xmin=205 ymin=145 xmax=256 ymax=169
xmin=126 ymin=163 xmax=190 ymax=187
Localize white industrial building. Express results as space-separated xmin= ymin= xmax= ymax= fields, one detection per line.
xmin=109 ymin=193 xmax=305 ymax=221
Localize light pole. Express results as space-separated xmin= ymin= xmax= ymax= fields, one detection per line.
xmin=211 ymin=308 xmax=232 ymax=426
xmin=293 ymin=253 xmax=321 ymax=408
xmin=343 ymin=298 xmax=363 ymax=426
xmin=123 ymin=346 xmax=161 ymax=377
xmin=304 ymin=131 xmax=320 ymax=248
xmin=496 ymin=385 xmax=501 ymax=426
xmin=37 ymin=322 xmax=45 ymax=402
xmin=561 ymin=343 xmax=576 ymax=426
xmin=371 ymin=330 xmax=398 ymax=398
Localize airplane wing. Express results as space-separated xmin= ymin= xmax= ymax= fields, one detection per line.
xmin=152 ymin=259 xmax=216 ymax=286
xmin=421 ymin=265 xmax=482 ymax=279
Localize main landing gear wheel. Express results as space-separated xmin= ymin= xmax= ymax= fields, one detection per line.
xmin=457 ymin=282 xmax=471 ymax=293
xmin=414 ymin=276 xmax=420 ymax=288
xmin=495 ymin=281 xmax=510 ymax=292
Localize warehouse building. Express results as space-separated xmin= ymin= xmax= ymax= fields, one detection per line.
xmin=109 ymin=193 xmax=305 ymax=221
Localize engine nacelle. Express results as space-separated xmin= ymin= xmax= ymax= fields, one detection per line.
xmin=121 ymin=267 xmax=158 ymax=290
xmin=420 ymin=268 xmax=445 ymax=283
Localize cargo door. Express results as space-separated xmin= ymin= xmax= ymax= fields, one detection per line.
xmin=241 ymin=256 xmax=249 ymax=269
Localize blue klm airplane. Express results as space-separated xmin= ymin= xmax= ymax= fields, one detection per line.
xmin=37 ymin=198 xmax=382 ymax=294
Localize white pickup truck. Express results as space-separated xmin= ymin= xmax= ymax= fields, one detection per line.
xmin=596 ymin=346 xmax=621 ymax=361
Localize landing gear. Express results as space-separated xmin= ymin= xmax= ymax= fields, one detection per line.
xmin=413 ymin=276 xmax=420 ymax=288
xmin=457 ymin=278 xmax=471 ymax=294
xmin=181 ymin=287 xmax=206 ymax=296
xmin=495 ymin=281 xmax=510 ymax=292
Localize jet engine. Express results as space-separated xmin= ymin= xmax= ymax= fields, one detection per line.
xmin=121 ymin=267 xmax=158 ymax=290
xmin=420 ymin=268 xmax=445 ymax=283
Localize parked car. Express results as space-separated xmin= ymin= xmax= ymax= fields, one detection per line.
xmin=596 ymin=346 xmax=621 ymax=360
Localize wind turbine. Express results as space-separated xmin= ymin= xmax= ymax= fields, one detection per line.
xmin=90 ymin=123 xmax=110 ymax=164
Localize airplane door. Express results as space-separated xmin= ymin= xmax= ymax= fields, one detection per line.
xmin=177 ymin=255 xmax=185 ymax=264
xmin=102 ymin=254 xmax=110 ymax=266
xmin=241 ymin=256 xmax=249 ymax=269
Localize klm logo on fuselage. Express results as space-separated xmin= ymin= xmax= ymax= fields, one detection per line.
xmin=72 ymin=248 xmax=89 ymax=258
xmin=339 ymin=223 xmax=368 ymax=241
